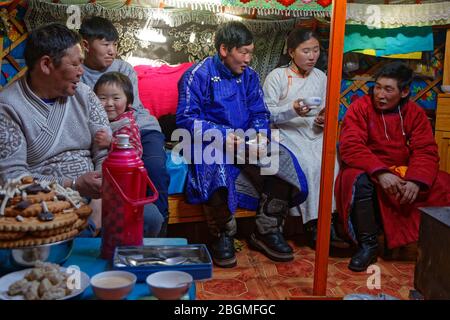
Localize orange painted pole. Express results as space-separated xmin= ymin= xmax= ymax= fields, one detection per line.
xmin=313 ymin=0 xmax=347 ymax=296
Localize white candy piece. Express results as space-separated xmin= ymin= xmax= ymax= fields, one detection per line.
xmin=52 ymin=184 xmax=82 ymax=209
xmin=18 ymin=183 xmax=33 ymax=191
xmin=41 ymin=201 xmax=49 ymax=212
xmin=0 ymin=178 xmax=22 ymax=216
xmin=39 ymin=180 xmax=52 ymax=192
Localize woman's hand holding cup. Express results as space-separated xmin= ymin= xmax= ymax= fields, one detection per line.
xmin=293 ymin=99 xmax=311 ymax=117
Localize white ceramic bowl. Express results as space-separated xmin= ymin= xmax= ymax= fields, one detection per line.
xmin=441 ymin=85 xmax=450 ymax=93
xmin=303 ymin=96 xmax=322 ymax=107
xmin=90 ymin=270 xmax=136 ymax=300
xmin=146 ymin=271 xmax=193 ymax=300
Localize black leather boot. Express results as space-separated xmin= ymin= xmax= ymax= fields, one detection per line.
xmin=204 ymin=204 xmax=237 ymax=268
xmin=249 ymin=231 xmax=293 ymax=262
xmin=306 ymin=220 xmax=318 ymax=248
xmin=348 ymin=198 xmax=379 ymax=272
xmin=307 ymin=213 xmax=350 ymax=249
xmin=348 ymin=233 xmax=379 ymax=272
xmin=249 ymin=194 xmax=293 ymax=262
xmin=209 ymin=232 xmax=237 ymax=268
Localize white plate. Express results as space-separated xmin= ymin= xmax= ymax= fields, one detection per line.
xmin=0 ymin=267 xmax=90 ymax=300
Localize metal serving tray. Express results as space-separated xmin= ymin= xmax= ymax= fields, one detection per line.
xmin=112 ymin=244 xmax=212 ymax=282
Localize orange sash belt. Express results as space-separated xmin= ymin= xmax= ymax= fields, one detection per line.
xmin=389 ymin=165 xmax=408 ymax=178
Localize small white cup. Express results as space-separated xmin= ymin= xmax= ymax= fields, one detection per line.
xmin=303 ymin=97 xmax=322 ymax=107
xmin=146 ymin=271 xmax=193 ymax=300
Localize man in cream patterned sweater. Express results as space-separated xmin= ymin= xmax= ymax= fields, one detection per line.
xmin=0 ymin=23 xmax=109 ymax=232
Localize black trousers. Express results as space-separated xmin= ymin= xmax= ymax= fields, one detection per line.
xmin=207 ymin=164 xmax=291 ymax=207
xmin=354 ymin=173 xmax=376 ymax=201
xmin=352 ymin=173 xmax=381 ymax=233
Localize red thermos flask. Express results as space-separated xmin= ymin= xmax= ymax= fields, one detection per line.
xmin=101 ymin=134 xmax=158 ymax=259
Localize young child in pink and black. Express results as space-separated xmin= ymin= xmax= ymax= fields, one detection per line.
xmin=93 ymin=71 xmax=164 ymax=237
xmin=93 ymin=71 xmax=143 ymax=157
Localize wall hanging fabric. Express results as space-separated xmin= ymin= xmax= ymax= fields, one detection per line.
xmin=346 ymin=2 xmax=450 ymax=28
xmin=25 ymin=0 xmax=301 ymax=82
xmin=220 ymin=0 xmax=332 ymax=16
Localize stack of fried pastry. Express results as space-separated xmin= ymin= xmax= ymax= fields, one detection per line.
xmin=0 ymin=176 xmax=92 ymax=248
xmin=7 ymin=261 xmax=75 ymax=300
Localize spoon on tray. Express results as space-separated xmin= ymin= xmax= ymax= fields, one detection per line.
xmin=126 ymin=256 xmax=187 ymax=267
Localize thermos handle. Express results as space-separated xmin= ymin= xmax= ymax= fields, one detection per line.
xmin=103 ymin=167 xmax=159 ymax=206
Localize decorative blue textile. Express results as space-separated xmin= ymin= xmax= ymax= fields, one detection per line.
xmin=344 ymin=25 xmax=434 ymax=56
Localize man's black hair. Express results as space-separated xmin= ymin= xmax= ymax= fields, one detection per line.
xmin=94 ymin=72 xmax=134 ymax=106
xmin=79 ymin=16 xmax=119 ymax=42
xmin=374 ymin=61 xmax=414 ymax=91
xmin=24 ymin=23 xmax=81 ymax=71
xmin=214 ymin=21 xmax=253 ymax=52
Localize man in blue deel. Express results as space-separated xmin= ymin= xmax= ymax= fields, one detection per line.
xmin=176 ymin=22 xmax=308 ymax=268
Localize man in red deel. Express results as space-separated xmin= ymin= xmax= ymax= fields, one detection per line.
xmin=335 ymin=61 xmax=450 ymax=272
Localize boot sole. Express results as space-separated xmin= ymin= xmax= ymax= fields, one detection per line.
xmin=212 ymin=256 xmax=237 ymax=268
xmin=347 ymin=256 xmax=378 ymax=272
xmin=248 ymin=234 xmax=294 ymax=262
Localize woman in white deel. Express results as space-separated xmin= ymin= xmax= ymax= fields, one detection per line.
xmin=263 ymin=28 xmax=345 ymax=247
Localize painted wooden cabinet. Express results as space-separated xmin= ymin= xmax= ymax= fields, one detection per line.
xmin=435 ymin=93 xmax=450 ymax=173
xmin=435 ymin=28 xmax=450 ymax=173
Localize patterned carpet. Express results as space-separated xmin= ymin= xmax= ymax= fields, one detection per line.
xmin=195 ymin=238 xmax=416 ymax=300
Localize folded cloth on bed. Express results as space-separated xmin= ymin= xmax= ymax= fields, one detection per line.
xmin=166 ymin=150 xmax=188 ymax=195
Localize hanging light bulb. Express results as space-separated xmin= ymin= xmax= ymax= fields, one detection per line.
xmin=137 ymin=14 xmax=167 ymax=43
xmin=138 ymin=27 xmax=167 ymax=43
